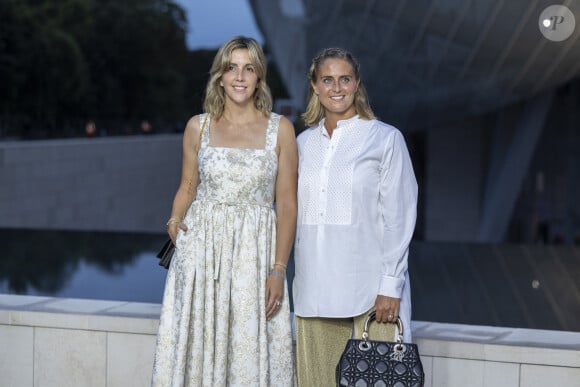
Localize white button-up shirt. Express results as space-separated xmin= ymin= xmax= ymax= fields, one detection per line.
xmin=293 ymin=115 xmax=418 ymax=339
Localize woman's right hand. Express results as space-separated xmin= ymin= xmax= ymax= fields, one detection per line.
xmin=167 ymin=221 xmax=188 ymax=245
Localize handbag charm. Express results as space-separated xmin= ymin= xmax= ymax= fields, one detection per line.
xmin=336 ymin=311 xmax=425 ymax=387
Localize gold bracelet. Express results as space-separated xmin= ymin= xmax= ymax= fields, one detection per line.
xmin=274 ymin=262 xmax=287 ymax=270
xmin=166 ymin=217 xmax=181 ymax=227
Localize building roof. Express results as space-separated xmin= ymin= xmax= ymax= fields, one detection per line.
xmin=250 ymin=0 xmax=580 ymax=130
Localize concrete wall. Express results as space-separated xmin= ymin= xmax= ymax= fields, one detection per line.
xmin=0 ymin=135 xmax=182 ymax=233
xmin=425 ymin=119 xmax=485 ymax=241
xmin=1 ymin=116 xmax=576 ymax=243
xmin=1 ymin=294 xmax=579 ymax=387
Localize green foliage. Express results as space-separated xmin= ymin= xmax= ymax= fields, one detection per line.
xmin=0 ymin=0 xmax=289 ymax=138
xmin=0 ymin=0 xmax=204 ymax=137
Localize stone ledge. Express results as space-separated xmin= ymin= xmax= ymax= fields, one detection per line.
xmin=0 ymin=294 xmax=160 ymax=334
xmin=2 ymin=294 xmax=579 ymax=368
xmin=413 ymin=320 xmax=580 ymax=368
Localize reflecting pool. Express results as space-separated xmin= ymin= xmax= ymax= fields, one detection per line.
xmin=2 ymin=228 xmax=579 ymax=333
xmin=0 ymin=228 xmax=169 ymax=304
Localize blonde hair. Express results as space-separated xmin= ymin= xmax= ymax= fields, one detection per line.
xmin=302 ymin=47 xmax=375 ymax=126
xmin=203 ymin=36 xmax=272 ymax=118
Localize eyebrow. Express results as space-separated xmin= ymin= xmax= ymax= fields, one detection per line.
xmin=228 ymin=62 xmax=255 ymax=68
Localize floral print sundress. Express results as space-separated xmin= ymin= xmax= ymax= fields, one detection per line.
xmin=152 ymin=113 xmax=294 ymax=386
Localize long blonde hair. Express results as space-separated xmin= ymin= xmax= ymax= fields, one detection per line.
xmin=302 ymin=47 xmax=375 ymax=126
xmin=203 ymin=36 xmax=272 ymax=118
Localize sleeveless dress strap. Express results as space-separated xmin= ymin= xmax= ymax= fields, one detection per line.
xmin=199 ymin=113 xmax=211 ymax=148
xmin=265 ymin=113 xmax=280 ymax=151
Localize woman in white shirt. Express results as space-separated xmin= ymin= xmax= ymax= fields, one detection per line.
xmin=293 ymin=47 xmax=418 ymax=386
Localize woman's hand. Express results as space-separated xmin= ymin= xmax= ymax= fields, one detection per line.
xmin=374 ymin=295 xmax=400 ymax=323
xmin=265 ymin=272 xmax=284 ymax=320
xmin=167 ymin=221 xmax=188 ymax=245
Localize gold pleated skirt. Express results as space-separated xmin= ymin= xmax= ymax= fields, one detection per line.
xmin=295 ymin=310 xmax=396 ymax=387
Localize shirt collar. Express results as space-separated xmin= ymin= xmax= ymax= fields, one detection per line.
xmin=318 ymin=115 xmax=360 ymax=137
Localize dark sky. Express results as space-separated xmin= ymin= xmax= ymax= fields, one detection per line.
xmin=173 ymin=0 xmax=264 ymax=49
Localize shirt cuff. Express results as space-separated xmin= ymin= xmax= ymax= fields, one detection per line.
xmin=378 ymin=275 xmax=405 ymax=299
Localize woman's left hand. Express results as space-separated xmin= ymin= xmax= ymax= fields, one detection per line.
xmin=374 ymin=295 xmax=400 ymax=323
xmin=265 ymin=273 xmax=284 ymax=320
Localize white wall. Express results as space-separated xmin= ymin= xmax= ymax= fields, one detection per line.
xmin=1 ymin=295 xmax=579 ymax=387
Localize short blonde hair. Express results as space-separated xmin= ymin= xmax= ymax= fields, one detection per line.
xmin=203 ymin=36 xmax=272 ymax=118
xmin=302 ymin=48 xmax=375 ymax=126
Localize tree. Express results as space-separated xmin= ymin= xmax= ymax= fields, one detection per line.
xmin=0 ymin=0 xmax=192 ymax=137
xmin=0 ymin=1 xmax=289 ymax=138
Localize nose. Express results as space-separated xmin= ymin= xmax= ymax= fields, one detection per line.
xmin=235 ymin=68 xmax=244 ymax=81
xmin=331 ymin=79 xmax=340 ymax=92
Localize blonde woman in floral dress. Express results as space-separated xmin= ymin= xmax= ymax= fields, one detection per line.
xmin=151 ymin=36 xmax=297 ymax=386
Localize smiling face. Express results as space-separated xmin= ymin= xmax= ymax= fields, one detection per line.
xmin=311 ymin=57 xmax=360 ymax=121
xmin=220 ymin=48 xmax=259 ymax=106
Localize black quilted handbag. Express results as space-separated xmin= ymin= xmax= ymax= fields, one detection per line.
xmin=336 ymin=311 xmax=425 ymax=387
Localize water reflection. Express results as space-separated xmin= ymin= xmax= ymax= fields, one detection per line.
xmin=2 ymin=228 xmax=579 ymax=332
xmin=0 ymin=228 xmax=168 ymax=303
